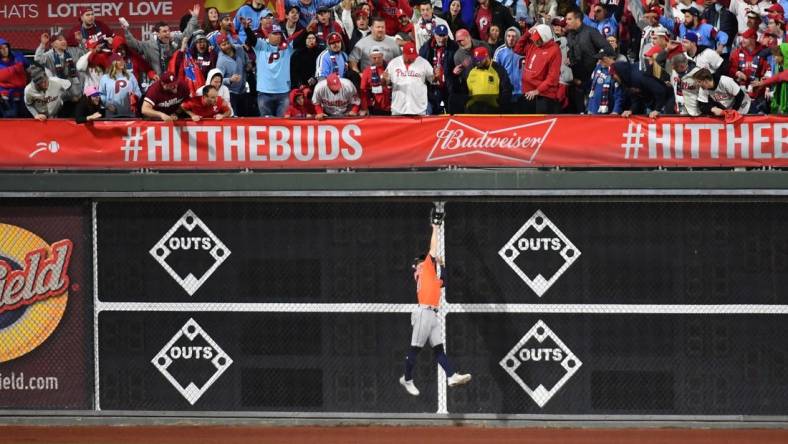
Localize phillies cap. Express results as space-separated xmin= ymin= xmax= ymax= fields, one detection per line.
xmin=739 ymin=28 xmax=758 ymax=39
xmin=109 ymin=53 xmax=124 ymax=63
xmin=270 ymin=24 xmax=283 ymax=34
xmin=768 ymin=3 xmax=785 ymax=14
xmin=472 ymin=45 xmax=489 ymax=62
xmin=682 ymin=30 xmax=698 ymax=43
xmin=78 ymin=7 xmax=93 ymax=16
xmin=434 ymin=24 xmax=449 ymax=36
xmin=594 ymin=47 xmax=617 ymax=59
xmin=326 ymin=72 xmax=342 ymax=90
xmin=84 ymin=85 xmax=100 ymax=97
xmin=262 ymin=8 xmax=274 ymax=16
xmin=652 ymin=27 xmax=668 ymax=37
xmin=551 ymin=16 xmax=567 ymax=27
xmin=397 ymin=8 xmax=408 ymax=17
xmin=161 ymin=71 xmax=178 ymax=86
xmin=215 ymin=33 xmax=228 ymax=45
xmin=402 ymin=41 xmax=417 ymax=60
xmin=327 ymin=32 xmax=342 ymax=44
xmin=645 ymin=5 xmax=663 ymax=15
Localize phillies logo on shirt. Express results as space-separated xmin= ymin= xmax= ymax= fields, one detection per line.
xmin=114 ymin=79 xmax=128 ymax=94
xmin=427 ymin=118 xmax=557 ymax=164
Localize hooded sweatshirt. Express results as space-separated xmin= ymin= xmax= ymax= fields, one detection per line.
xmin=613 ymin=61 xmax=670 ymax=114
xmin=514 ymin=24 xmax=561 ymax=100
xmin=493 ymin=26 xmax=523 ymax=96
xmin=285 ymin=87 xmax=316 ymax=117
xmin=198 ymin=68 xmax=234 ymax=116
xmin=0 ymin=39 xmax=29 ymax=99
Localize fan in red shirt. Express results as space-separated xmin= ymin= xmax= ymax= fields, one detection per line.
xmin=359 ymin=46 xmax=392 ymax=115
xmin=141 ymin=71 xmax=191 ymax=121
xmin=371 ymin=0 xmax=413 ymax=36
xmin=181 ymin=85 xmax=232 ymax=121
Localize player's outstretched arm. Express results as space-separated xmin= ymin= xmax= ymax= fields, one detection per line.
xmin=429 ymin=223 xmax=439 ymax=258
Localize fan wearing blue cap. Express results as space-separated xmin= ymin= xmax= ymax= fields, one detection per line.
xmin=419 ymin=23 xmax=459 ymax=114
xmin=414 ymin=1 xmax=453 ymax=52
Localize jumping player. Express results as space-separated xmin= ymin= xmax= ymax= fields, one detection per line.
xmin=400 ymin=204 xmax=471 ymax=396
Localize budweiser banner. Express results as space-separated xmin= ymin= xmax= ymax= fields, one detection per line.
xmin=5 ymin=115 xmax=788 ymax=169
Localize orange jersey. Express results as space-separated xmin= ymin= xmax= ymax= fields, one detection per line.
xmin=416 ymin=255 xmax=443 ymax=307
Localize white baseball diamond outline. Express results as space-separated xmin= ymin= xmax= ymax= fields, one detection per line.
xmin=151 ymin=318 xmax=233 ymax=405
xmin=498 ymin=210 xmax=581 ymax=297
xmin=149 ymin=209 xmax=231 ymax=296
xmin=426 ymin=118 xmax=557 ymax=164
xmin=499 ymin=320 xmax=582 ymax=408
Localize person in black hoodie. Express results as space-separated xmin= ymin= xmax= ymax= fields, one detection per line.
xmin=291 ymin=31 xmax=322 ymax=88
xmin=612 ymin=61 xmax=671 ymax=118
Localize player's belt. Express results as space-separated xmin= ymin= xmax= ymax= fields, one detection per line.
xmin=419 ymin=304 xmax=439 ymax=313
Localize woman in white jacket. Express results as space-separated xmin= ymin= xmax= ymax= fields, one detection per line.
xmin=198 ymin=68 xmax=234 ymax=116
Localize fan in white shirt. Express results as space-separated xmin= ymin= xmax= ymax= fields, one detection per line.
xmin=693 ymin=68 xmax=751 ymax=115
xmin=383 ymin=41 xmax=434 ymax=116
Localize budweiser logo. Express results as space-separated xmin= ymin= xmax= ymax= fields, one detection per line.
xmin=427 ymin=118 xmax=557 ymax=163
xmin=0 ymin=239 xmax=72 ymax=314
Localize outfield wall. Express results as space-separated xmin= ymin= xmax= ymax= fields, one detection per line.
xmin=2 ymin=189 xmax=788 ymax=417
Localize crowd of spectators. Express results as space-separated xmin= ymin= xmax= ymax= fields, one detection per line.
xmin=2 ymin=0 xmax=788 ymax=121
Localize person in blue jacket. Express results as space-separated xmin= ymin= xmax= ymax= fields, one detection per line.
xmin=587 ymin=48 xmax=623 ymax=115
xmin=583 ymin=3 xmax=618 ymax=38
xmin=234 ymin=0 xmax=272 ymax=42
xmin=493 ymin=26 xmax=523 ymax=109
xmin=246 ymin=23 xmax=304 ymax=116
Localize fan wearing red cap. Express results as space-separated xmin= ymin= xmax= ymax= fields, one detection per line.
xmin=316 ymin=32 xmax=349 ymax=79
xmin=382 ymin=40 xmax=434 ymax=115
xmin=511 ymin=23 xmax=561 ymax=113
xmin=460 ymin=44 xmax=512 ymax=113
xmin=141 ymin=71 xmax=190 ymax=121
xmin=311 ymin=73 xmax=361 ymax=119
xmin=65 ymin=6 xmax=114 ymax=48
xmin=358 ymin=46 xmax=393 ymax=116
xmin=729 ymin=27 xmax=769 ymax=100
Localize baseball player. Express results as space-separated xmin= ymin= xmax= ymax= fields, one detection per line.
xmin=400 ymin=204 xmax=471 ymax=396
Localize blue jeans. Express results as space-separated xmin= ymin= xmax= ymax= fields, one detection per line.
xmin=256 ymin=92 xmax=289 ymax=117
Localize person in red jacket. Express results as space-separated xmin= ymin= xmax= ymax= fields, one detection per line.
xmin=66 ymin=7 xmax=115 ymax=48
xmin=0 ymin=38 xmax=28 ymax=117
xmin=729 ymin=28 xmax=769 ymax=112
xmin=513 ymin=23 xmax=561 ymax=114
xmin=359 ymin=46 xmax=393 ymax=115
xmin=284 ymin=85 xmax=316 ymax=117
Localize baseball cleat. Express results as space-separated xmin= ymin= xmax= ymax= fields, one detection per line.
xmin=399 ymin=376 xmax=420 ymax=396
xmin=447 ymin=372 xmax=471 ymax=387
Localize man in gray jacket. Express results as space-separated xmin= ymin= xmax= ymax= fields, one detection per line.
xmin=565 ymin=7 xmax=613 ymax=113
xmin=118 ymin=4 xmax=200 ymax=79
xmin=34 ymin=32 xmax=85 ymax=101
xmin=215 ymin=34 xmax=250 ymax=116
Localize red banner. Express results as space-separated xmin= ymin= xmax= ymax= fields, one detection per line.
xmin=4 ymin=115 xmax=788 ymax=169
xmin=3 ymin=0 xmax=199 ymax=50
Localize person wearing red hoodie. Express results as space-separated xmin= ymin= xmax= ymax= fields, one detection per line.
xmin=0 ymin=38 xmax=28 ymax=117
xmin=285 ymin=86 xmax=316 ymax=117
xmin=513 ymin=23 xmax=561 ymax=114
xmin=66 ymin=7 xmax=115 ymax=48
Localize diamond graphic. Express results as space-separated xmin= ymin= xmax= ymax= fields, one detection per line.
xmin=152 ymin=318 xmax=233 ymax=405
xmin=150 ymin=210 xmax=230 ymax=295
xmin=498 ymin=210 xmax=580 ymax=297
xmin=500 ymin=320 xmax=582 ymax=408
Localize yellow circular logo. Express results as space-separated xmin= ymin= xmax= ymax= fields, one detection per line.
xmin=0 ymin=224 xmax=72 ymax=362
